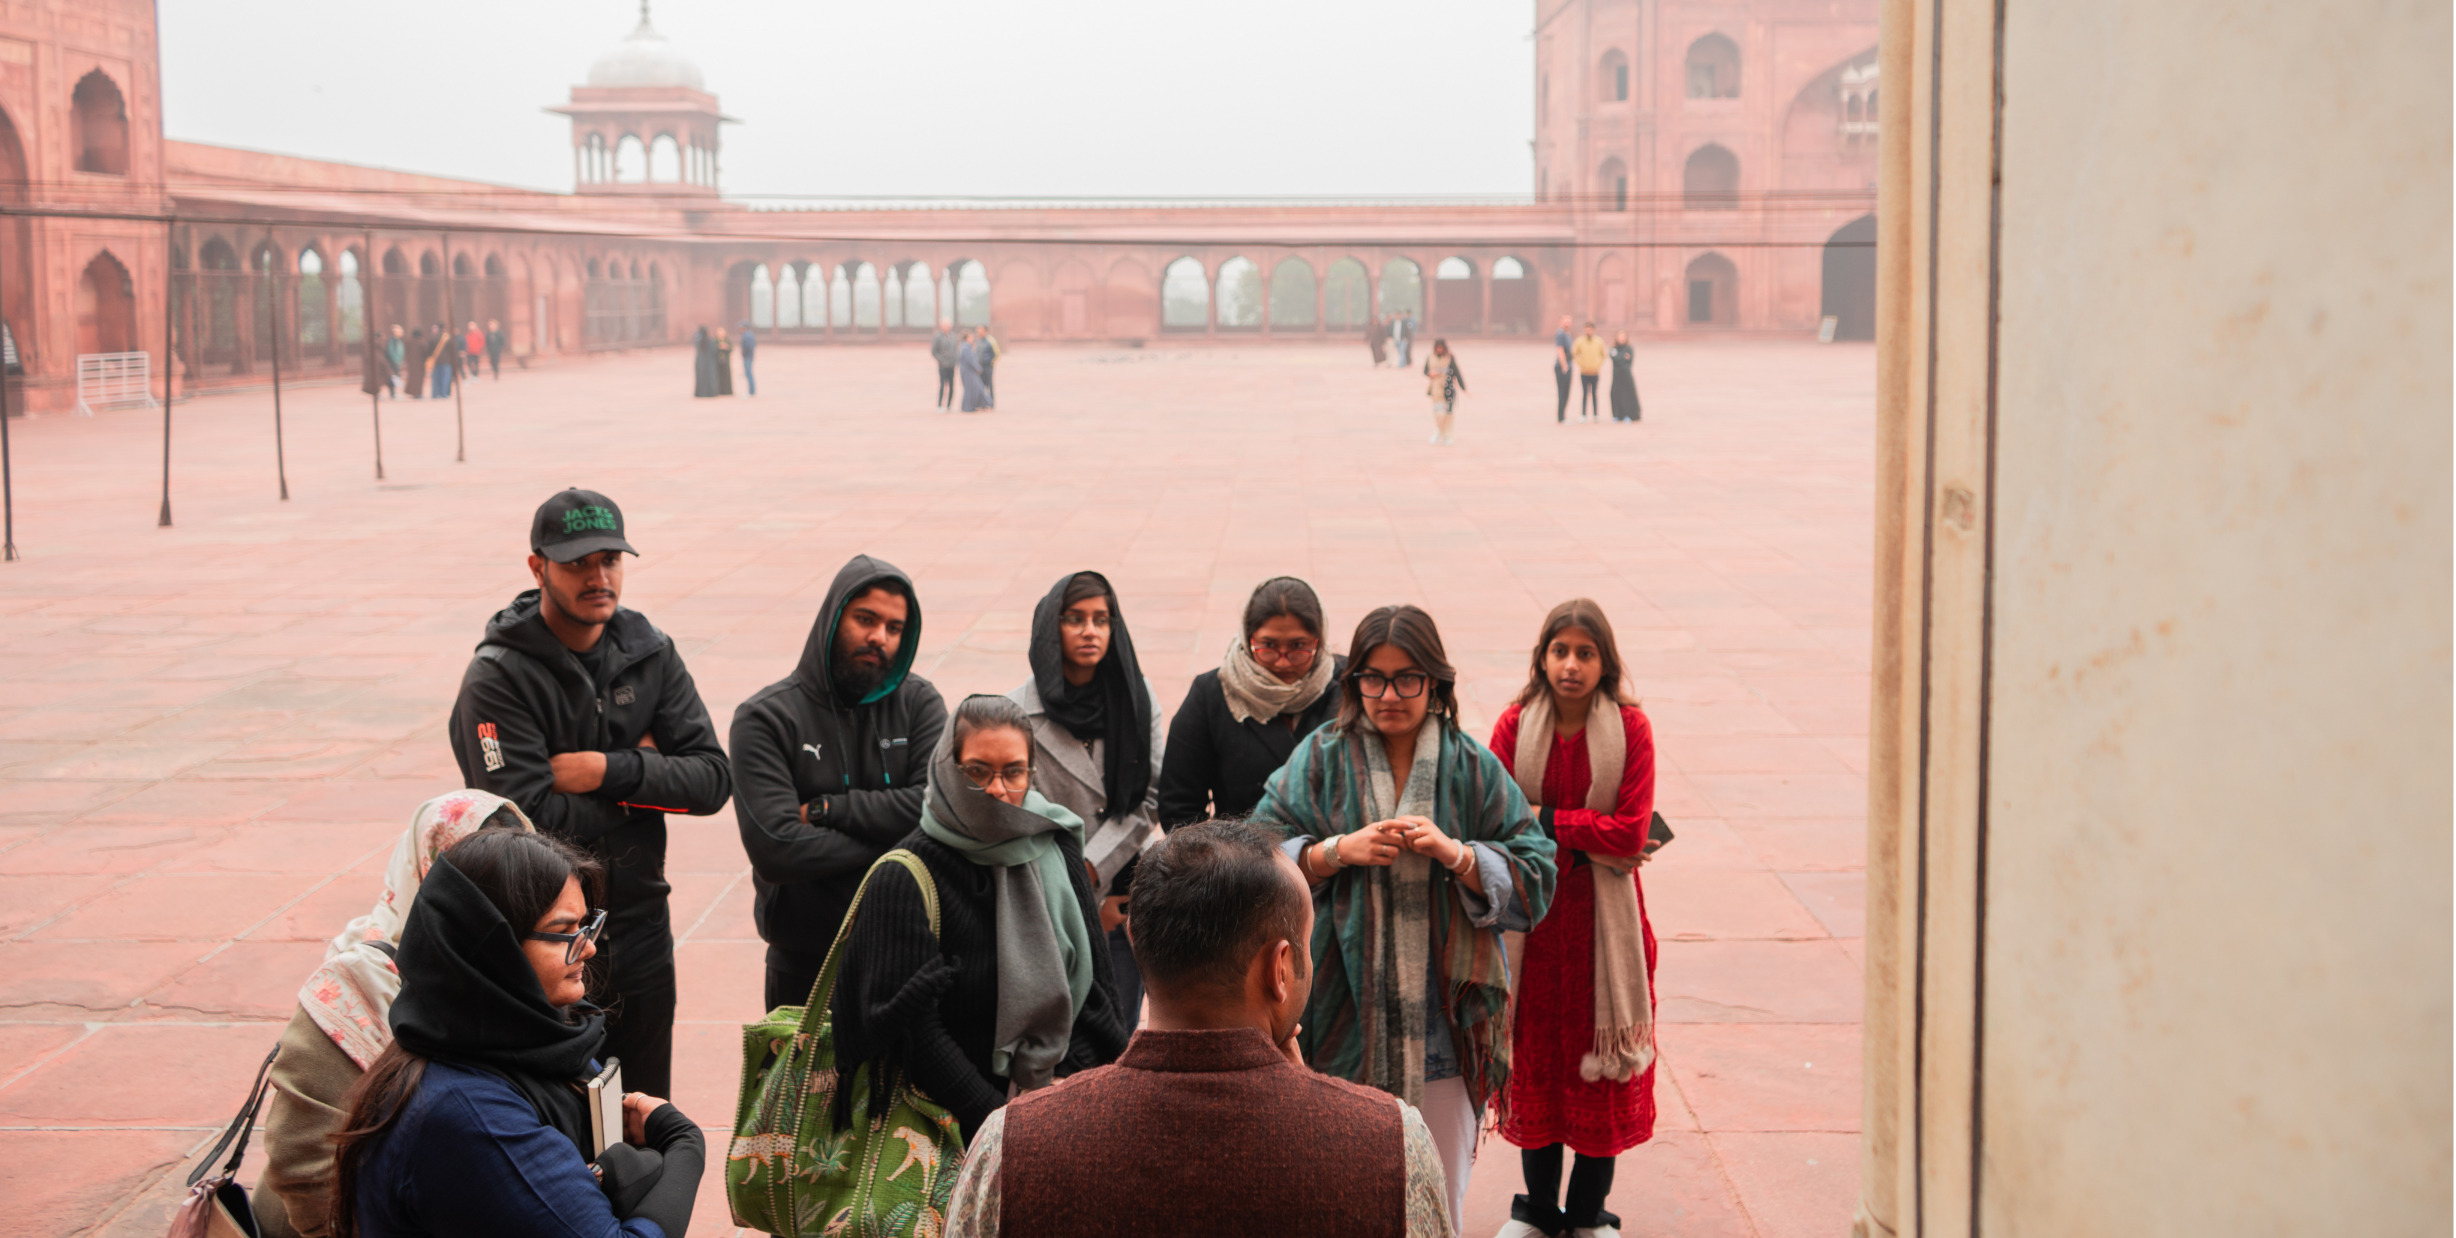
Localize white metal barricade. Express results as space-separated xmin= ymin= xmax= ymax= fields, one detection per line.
xmin=75 ymin=352 xmax=161 ymax=417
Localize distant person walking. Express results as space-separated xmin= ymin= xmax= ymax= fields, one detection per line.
xmin=462 ymin=322 xmax=484 ymax=380
xmin=1367 ymin=313 xmax=1389 ymax=367
xmin=427 ymin=325 xmax=455 ymax=399
xmin=1552 ymin=316 xmax=1574 ymax=422
xmin=978 ymin=325 xmax=1000 ymax=402
xmin=692 ymin=326 xmax=717 ymax=397
xmin=714 ymin=328 xmax=735 ymax=396
xmin=737 ymin=321 xmax=757 ymax=396
xmin=383 ymin=324 xmax=406 ymax=398
xmin=959 ymin=328 xmax=990 ymax=411
xmin=932 ymin=318 xmax=960 ymax=410
xmin=484 ymin=319 xmax=505 ymax=379
xmin=1397 ymin=310 xmax=1416 ymax=367
xmin=1609 ymin=331 xmax=1642 ymax=423
xmin=1572 ymin=322 xmax=1607 ymax=422
xmin=1425 ymin=338 xmax=1466 ymax=446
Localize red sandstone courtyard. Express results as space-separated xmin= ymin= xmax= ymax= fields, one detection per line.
xmin=0 ymin=338 xmax=1872 ymax=1237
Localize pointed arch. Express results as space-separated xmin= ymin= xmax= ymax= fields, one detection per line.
xmin=1161 ymin=257 xmax=1210 ymax=330
xmin=76 ymin=250 xmax=135 ymax=354
xmin=71 ymin=70 xmax=129 ymax=175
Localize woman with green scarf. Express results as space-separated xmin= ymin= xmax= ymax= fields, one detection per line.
xmin=830 ymin=695 xmax=1130 ymax=1144
xmin=1249 ymin=603 xmax=1557 ymax=1230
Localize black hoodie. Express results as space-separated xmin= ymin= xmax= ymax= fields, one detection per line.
xmin=731 ymin=555 xmax=948 ymax=957
xmin=447 ymin=590 xmax=732 ymax=925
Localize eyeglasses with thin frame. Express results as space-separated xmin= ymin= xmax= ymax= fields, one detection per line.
xmin=1353 ymin=670 xmax=1432 ymax=699
xmin=960 ymin=761 xmax=1033 ymax=792
xmin=526 ymin=907 xmax=608 ymax=965
xmin=1249 ymin=637 xmax=1320 ymax=666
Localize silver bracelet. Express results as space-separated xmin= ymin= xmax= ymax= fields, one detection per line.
xmin=1318 ymin=835 xmax=1347 ymax=871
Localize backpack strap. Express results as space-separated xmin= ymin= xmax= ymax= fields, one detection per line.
xmin=185 ymin=1045 xmax=280 ymax=1189
xmin=795 ymin=849 xmax=939 ymax=1036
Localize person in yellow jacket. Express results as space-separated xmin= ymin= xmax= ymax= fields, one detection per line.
xmin=1570 ymin=322 xmax=1608 ymax=422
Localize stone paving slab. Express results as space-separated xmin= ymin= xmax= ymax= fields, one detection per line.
xmin=0 ymin=337 xmax=1872 ymax=1236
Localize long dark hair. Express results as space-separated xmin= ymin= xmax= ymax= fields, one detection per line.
xmin=1516 ymin=597 xmax=1639 ymax=708
xmin=1241 ymin=576 xmax=1325 ymax=641
xmin=1335 ymin=604 xmax=1459 ymax=734
xmin=327 ymin=830 xmax=599 ymax=1238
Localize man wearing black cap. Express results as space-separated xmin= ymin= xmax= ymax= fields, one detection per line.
xmin=446 ymin=488 xmax=732 ymax=1096
xmin=731 ymin=554 xmax=946 ymax=1012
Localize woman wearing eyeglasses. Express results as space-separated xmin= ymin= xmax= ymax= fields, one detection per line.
xmin=1009 ymin=570 xmax=1166 ymax=1021
xmin=1489 ymin=599 xmax=1660 ymax=1238
xmin=831 ymin=695 xmax=1128 ymax=1143
xmin=331 ymin=828 xmax=705 ymax=1238
xmin=1156 ymin=577 xmax=1346 ymax=832
xmin=1248 ymin=603 xmax=1557 ymax=1230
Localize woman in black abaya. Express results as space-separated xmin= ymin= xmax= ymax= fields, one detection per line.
xmin=692 ymin=327 xmax=717 ymax=398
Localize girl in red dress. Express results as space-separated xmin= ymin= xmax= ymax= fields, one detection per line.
xmin=1489 ymin=599 xmax=1658 ymax=1238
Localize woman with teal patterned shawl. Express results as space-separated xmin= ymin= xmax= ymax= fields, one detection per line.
xmin=1249 ymin=604 xmax=1556 ymax=1226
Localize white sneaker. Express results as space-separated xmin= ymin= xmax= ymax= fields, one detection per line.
xmin=1493 ymin=1222 xmax=1551 ymax=1238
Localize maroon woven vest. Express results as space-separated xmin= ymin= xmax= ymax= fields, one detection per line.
xmin=999 ymin=1027 xmax=1406 ymax=1238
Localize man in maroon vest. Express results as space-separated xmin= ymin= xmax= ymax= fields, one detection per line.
xmin=943 ymin=819 xmax=1454 ymax=1237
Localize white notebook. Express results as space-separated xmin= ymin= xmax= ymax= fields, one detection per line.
xmin=586 ymin=1057 xmax=623 ymax=1159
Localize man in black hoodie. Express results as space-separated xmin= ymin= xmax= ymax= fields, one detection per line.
xmin=446 ymin=488 xmax=731 ymax=1097
xmin=731 ymin=554 xmax=947 ymax=1011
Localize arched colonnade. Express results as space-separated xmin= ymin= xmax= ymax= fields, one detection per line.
xmin=719 ymin=248 xmax=1557 ymax=340
xmin=164 ymin=227 xmax=681 ymax=383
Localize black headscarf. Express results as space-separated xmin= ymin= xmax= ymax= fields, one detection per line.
xmin=390 ymin=854 xmax=604 ymax=1082
xmin=692 ymin=327 xmax=717 ymax=398
xmin=1028 ymin=571 xmax=1152 ymax=816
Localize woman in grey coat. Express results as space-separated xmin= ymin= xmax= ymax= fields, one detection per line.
xmin=1008 ymin=570 xmax=1166 ymax=1023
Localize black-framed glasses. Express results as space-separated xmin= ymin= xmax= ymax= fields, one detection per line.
xmin=1353 ymin=670 xmax=1431 ymax=699
xmin=959 ymin=760 xmax=1032 ymax=792
xmin=527 ymin=907 xmax=607 ymax=965
xmin=1249 ymin=638 xmax=1320 ymax=665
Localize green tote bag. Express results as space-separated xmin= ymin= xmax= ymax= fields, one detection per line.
xmin=726 ymin=849 xmax=968 ymax=1236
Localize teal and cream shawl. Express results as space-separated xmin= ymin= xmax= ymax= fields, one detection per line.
xmin=1249 ymin=718 xmax=1556 ymax=1116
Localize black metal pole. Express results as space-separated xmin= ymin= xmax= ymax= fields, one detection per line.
xmin=268 ymin=228 xmax=288 ymax=501
xmin=1 ymin=230 xmax=15 ymax=562
xmin=159 ymin=217 xmax=174 ymax=526
xmin=442 ymin=230 xmax=463 ymax=462
xmin=367 ymin=228 xmax=383 ymax=480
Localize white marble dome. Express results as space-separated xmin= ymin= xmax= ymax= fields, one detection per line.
xmin=586 ymin=16 xmax=704 ymax=90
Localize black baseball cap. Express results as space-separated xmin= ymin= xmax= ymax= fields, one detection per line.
xmin=530 ymin=488 xmax=637 ymax=563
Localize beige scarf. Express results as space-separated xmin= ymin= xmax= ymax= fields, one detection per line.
xmin=1512 ymin=693 xmax=1655 ymax=1082
xmin=1217 ymin=635 xmax=1336 ymax=725
xmin=299 ymin=790 xmax=534 ymax=1068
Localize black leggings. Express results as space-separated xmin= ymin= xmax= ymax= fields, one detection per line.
xmin=1514 ymin=1144 xmax=1617 ymax=1234
xmin=1579 ymin=373 xmax=1601 ymax=418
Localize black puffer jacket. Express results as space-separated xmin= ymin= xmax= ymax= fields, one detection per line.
xmin=447 ymin=591 xmax=731 ymax=924
xmin=1154 ymin=660 xmax=1345 ymax=828
xmin=731 ymin=556 xmax=948 ymax=956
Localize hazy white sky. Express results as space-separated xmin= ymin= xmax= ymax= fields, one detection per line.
xmin=162 ymin=0 xmax=1536 ymax=200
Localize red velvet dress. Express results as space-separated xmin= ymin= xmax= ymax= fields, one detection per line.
xmin=1489 ymin=701 xmax=1659 ymax=1157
